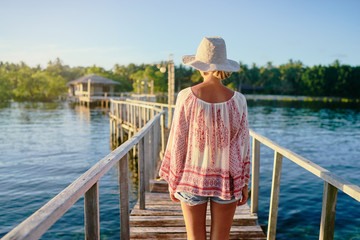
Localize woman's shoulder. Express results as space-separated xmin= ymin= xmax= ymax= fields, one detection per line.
xmin=236 ymin=91 xmax=247 ymax=103
xmin=176 ymin=87 xmax=193 ymax=100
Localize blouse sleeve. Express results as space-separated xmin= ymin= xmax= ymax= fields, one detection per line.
xmin=159 ymin=91 xmax=189 ymax=193
xmin=241 ymin=101 xmax=251 ymax=185
xmin=229 ymin=97 xmax=251 ymax=189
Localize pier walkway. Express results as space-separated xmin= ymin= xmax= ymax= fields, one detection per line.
xmin=2 ymin=97 xmax=360 ymax=240
xmin=129 ymin=181 xmax=266 ymax=239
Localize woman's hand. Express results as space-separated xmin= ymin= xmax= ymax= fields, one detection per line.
xmin=170 ymin=193 xmax=180 ymax=202
xmin=237 ymin=185 xmax=249 ymax=206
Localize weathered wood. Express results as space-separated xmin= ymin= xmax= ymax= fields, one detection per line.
xmin=168 ymin=105 xmax=173 ymax=128
xmin=129 ymin=191 xmax=266 ymax=239
xmin=251 ymin=138 xmax=260 ymax=215
xmin=119 ymin=153 xmax=130 ymax=240
xmin=144 ymin=132 xmax=150 ymax=192
xmin=319 ymin=182 xmax=338 ymax=240
xmin=138 ymin=137 xmax=145 ymax=210
xmin=110 ymin=118 xmax=113 ymax=137
xmin=2 ymin=112 xmax=164 ymax=240
xmin=130 ymin=215 xmax=257 ymax=227
xmin=127 ymin=104 xmax=129 ymax=124
xmin=267 ymin=151 xmax=283 ymax=240
xmin=250 ymin=130 xmax=360 ymax=202
xmin=84 ymin=182 xmax=100 ymax=240
xmin=120 ymin=127 xmax=124 ymax=143
xmin=130 ymin=226 xmax=266 ymax=239
xmin=150 ymin=126 xmax=155 ymax=182
xmin=161 ymin=114 xmax=165 ymax=156
xmin=150 ymin=179 xmax=169 ymax=193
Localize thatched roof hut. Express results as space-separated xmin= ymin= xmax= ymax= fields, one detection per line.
xmin=67 ymin=74 xmax=120 ymax=86
xmin=67 ymin=74 xmax=120 ymax=97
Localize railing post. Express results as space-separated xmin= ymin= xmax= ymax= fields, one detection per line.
xmin=156 ymin=117 xmax=160 ymax=159
xmin=145 ymin=128 xmax=154 ymax=191
xmin=319 ymin=182 xmax=337 ymax=240
xmin=167 ymin=105 xmax=172 ymax=128
xmin=84 ymin=182 xmax=100 ymax=240
xmin=251 ymin=138 xmax=260 ymax=215
xmin=138 ymin=136 xmax=146 ymax=210
xmin=160 ymin=113 xmax=165 ymax=157
xmin=151 ymin=124 xmax=155 ymax=178
xmin=144 ymin=132 xmax=150 ymax=191
xmin=267 ymin=151 xmax=283 ymax=240
xmin=119 ymin=153 xmax=130 ymax=240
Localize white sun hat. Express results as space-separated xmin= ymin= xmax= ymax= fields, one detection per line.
xmin=182 ymin=37 xmax=240 ymax=72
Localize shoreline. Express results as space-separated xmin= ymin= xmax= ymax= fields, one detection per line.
xmin=244 ymin=94 xmax=360 ymax=103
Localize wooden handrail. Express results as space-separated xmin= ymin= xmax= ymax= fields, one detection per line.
xmin=249 ymin=130 xmax=360 ymax=201
xmin=124 ymin=98 xmax=176 ymax=127
xmin=4 ymin=97 xmax=358 ymax=240
xmin=2 ymin=110 xmax=165 ymax=240
xmin=249 ymin=129 xmax=360 ymax=240
xmin=125 ymin=98 xmax=176 ymax=109
xmin=111 ymin=99 xmax=165 ymax=113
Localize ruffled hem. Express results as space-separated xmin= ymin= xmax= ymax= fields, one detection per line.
xmin=159 ymin=164 xmax=246 ymax=201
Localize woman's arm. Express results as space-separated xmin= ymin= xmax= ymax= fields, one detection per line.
xmin=237 ymin=185 xmax=249 ymax=206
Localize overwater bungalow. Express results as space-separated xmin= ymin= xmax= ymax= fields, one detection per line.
xmin=66 ymin=74 xmax=121 ymax=107
xmin=67 ymin=74 xmax=120 ymax=98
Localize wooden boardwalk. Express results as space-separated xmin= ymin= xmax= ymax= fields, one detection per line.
xmin=129 ymin=181 xmax=266 ymax=239
xmin=4 ymin=99 xmax=360 ymax=240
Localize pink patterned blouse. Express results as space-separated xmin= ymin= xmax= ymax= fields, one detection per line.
xmin=159 ymin=87 xmax=250 ymax=200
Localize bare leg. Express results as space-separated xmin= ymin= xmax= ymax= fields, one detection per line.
xmin=210 ymin=200 xmax=237 ymax=240
xmin=180 ymin=201 xmax=208 ymax=240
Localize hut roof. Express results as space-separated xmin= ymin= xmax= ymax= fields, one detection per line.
xmin=66 ymin=74 xmax=120 ymax=86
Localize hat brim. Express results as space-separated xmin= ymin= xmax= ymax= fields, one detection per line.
xmin=182 ymin=55 xmax=240 ymax=72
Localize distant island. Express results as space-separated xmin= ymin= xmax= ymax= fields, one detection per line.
xmin=0 ymin=58 xmax=359 ymax=102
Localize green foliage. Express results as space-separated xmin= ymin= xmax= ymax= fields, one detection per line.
xmin=130 ymin=65 xmax=167 ymax=93
xmin=0 ymin=58 xmax=359 ymax=102
xmin=0 ymin=75 xmax=11 ymax=102
xmin=190 ymin=70 xmax=202 ymax=84
xmin=223 ymin=59 xmax=359 ymax=98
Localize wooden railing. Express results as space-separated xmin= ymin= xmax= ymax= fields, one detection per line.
xmin=109 ymin=99 xmax=168 ymax=163
xmin=124 ymin=98 xmax=176 ymax=127
xmin=249 ymin=130 xmax=360 ymax=240
xmin=4 ymin=96 xmax=359 ymax=240
xmin=2 ymin=105 xmax=165 ymax=240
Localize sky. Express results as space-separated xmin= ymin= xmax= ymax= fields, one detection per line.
xmin=0 ymin=0 xmax=359 ymax=69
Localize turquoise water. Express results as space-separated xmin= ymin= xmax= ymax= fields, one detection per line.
xmin=0 ymin=100 xmax=359 ymax=239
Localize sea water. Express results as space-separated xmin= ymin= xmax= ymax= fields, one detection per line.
xmin=0 ymin=100 xmax=359 ymax=239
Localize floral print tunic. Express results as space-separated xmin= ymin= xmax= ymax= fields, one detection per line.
xmin=159 ymin=87 xmax=250 ymax=200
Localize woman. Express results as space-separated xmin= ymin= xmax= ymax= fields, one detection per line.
xmin=159 ymin=37 xmax=250 ymax=240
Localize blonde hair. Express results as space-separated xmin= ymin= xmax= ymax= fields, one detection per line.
xmin=213 ymin=71 xmax=232 ymax=80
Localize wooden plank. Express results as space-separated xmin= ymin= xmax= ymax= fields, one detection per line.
xmin=84 ymin=182 xmax=100 ymax=240
xmin=267 ymin=151 xmax=283 ymax=240
xmin=131 ymin=206 xmax=251 ymax=216
xmin=119 ymin=153 xmax=130 ymax=240
xmin=161 ymin=114 xmax=165 ymax=155
xmin=150 ymin=179 xmax=169 ymax=193
xmin=131 ymin=225 xmax=264 ymax=233
xmin=251 ymin=138 xmax=260 ymax=215
xmin=2 ymin=112 xmax=165 ymax=240
xmin=130 ymin=226 xmax=266 ymax=239
xmin=319 ymin=182 xmax=338 ymax=240
xmin=144 ymin=131 xmax=150 ymax=192
xmin=130 ymin=215 xmax=257 ymax=227
xmin=138 ymin=137 xmax=145 ymax=210
xmin=150 ymin=126 xmax=155 ymax=182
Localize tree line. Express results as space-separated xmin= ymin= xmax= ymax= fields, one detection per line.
xmin=0 ymin=58 xmax=359 ymax=102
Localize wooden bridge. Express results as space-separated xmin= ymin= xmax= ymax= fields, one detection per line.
xmin=2 ymin=97 xmax=360 ymax=240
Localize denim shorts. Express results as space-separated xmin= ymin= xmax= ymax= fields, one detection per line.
xmin=174 ymin=192 xmax=239 ymax=206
